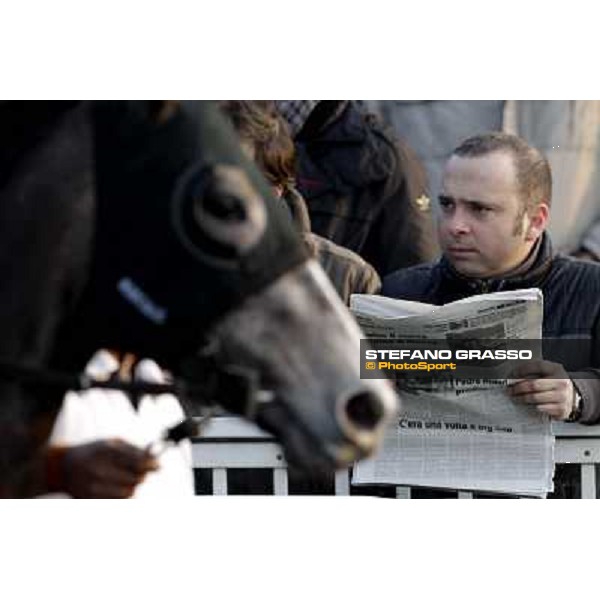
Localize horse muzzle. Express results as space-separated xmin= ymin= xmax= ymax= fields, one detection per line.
xmin=205 ymin=259 xmax=401 ymax=473
xmin=332 ymin=381 xmax=398 ymax=465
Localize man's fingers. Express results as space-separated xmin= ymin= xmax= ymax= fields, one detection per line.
xmin=95 ymin=463 xmax=147 ymax=488
xmin=508 ymin=379 xmax=559 ymax=396
xmin=105 ymin=439 xmax=159 ymax=475
xmin=508 ymin=378 xmax=570 ymax=397
xmin=509 ymin=376 xmax=574 ymax=420
xmin=61 ymin=440 xmax=159 ymax=498
xmin=511 ymin=390 xmax=559 ymax=406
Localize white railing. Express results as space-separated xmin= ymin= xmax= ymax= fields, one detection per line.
xmin=191 ymin=417 xmax=600 ymax=498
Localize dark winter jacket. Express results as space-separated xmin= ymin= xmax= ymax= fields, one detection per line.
xmin=294 ymin=101 xmax=439 ymax=277
xmin=382 ymin=233 xmax=600 ymax=424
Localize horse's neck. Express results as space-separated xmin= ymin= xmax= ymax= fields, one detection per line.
xmin=0 ymin=102 xmax=78 ymax=187
xmin=0 ymin=102 xmax=95 ymax=367
xmin=0 ymin=102 xmax=97 ymax=495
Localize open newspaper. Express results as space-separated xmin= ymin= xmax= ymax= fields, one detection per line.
xmin=351 ymin=289 xmax=555 ymax=497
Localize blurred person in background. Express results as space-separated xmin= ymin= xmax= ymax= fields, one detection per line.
xmin=275 ymin=100 xmax=439 ymax=277
xmin=220 ymin=100 xmax=381 ymax=304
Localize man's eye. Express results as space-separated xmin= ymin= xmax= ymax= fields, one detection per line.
xmin=472 ymin=205 xmax=492 ymax=214
xmin=439 ymin=198 xmax=453 ymax=209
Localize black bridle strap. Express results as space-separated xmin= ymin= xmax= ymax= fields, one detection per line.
xmin=0 ymin=359 xmax=217 ymax=447
xmin=0 ymin=359 xmax=182 ymax=395
xmin=0 ymin=358 xmax=261 ymax=417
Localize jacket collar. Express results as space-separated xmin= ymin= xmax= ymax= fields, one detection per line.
xmin=439 ymin=233 xmax=554 ymax=296
xmin=282 ymin=186 xmax=312 ymax=234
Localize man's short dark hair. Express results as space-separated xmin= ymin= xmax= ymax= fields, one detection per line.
xmin=452 ymin=132 xmax=552 ymax=211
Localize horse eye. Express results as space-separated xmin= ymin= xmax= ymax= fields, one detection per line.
xmin=201 ymin=179 xmax=248 ymax=222
xmin=173 ymin=163 xmax=267 ymax=267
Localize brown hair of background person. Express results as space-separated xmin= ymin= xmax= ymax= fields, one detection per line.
xmin=219 ymin=100 xmax=381 ymax=304
xmin=218 ymin=101 xmax=296 ymax=194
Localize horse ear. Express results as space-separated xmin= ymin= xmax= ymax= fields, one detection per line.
xmin=173 ymin=164 xmax=267 ymax=266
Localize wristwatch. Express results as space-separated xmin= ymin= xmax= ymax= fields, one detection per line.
xmin=566 ymin=387 xmax=583 ymax=422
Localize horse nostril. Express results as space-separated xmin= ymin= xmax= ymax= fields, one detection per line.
xmin=344 ymin=391 xmax=385 ymax=431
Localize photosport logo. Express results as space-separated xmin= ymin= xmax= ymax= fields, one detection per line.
xmin=359 ymin=339 xmax=538 ymax=380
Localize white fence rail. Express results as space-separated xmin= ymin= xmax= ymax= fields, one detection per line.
xmin=192 ymin=417 xmax=600 ymax=498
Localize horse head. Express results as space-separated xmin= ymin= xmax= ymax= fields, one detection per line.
xmin=1 ymin=101 xmax=399 ymax=492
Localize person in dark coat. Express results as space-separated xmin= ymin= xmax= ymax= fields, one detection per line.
xmin=275 ymin=100 xmax=439 ymax=277
xmin=220 ymin=100 xmax=381 ymax=305
xmin=383 ymin=131 xmax=600 ymax=424
xmin=382 ymin=131 xmax=600 ymax=498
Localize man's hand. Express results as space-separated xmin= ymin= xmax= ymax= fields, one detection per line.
xmin=507 ymin=360 xmax=575 ymax=420
xmin=60 ymin=439 xmax=159 ymax=498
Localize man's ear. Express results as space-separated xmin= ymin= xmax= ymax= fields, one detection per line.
xmin=525 ymin=202 xmax=549 ymax=241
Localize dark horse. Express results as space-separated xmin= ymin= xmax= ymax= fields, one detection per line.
xmin=0 ymin=101 xmax=398 ymax=496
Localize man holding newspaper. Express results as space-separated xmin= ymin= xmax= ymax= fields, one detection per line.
xmin=382 ymin=132 xmax=600 ymax=425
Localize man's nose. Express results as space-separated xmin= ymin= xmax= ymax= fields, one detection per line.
xmin=446 ymin=210 xmax=471 ymax=236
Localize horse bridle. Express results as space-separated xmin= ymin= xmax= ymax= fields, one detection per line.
xmin=0 ymin=352 xmax=266 ymax=442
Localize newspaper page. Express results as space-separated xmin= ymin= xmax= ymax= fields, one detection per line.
xmin=351 ymin=289 xmax=555 ymax=497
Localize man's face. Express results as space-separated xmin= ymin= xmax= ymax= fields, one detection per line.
xmin=438 ymin=151 xmax=541 ymax=278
